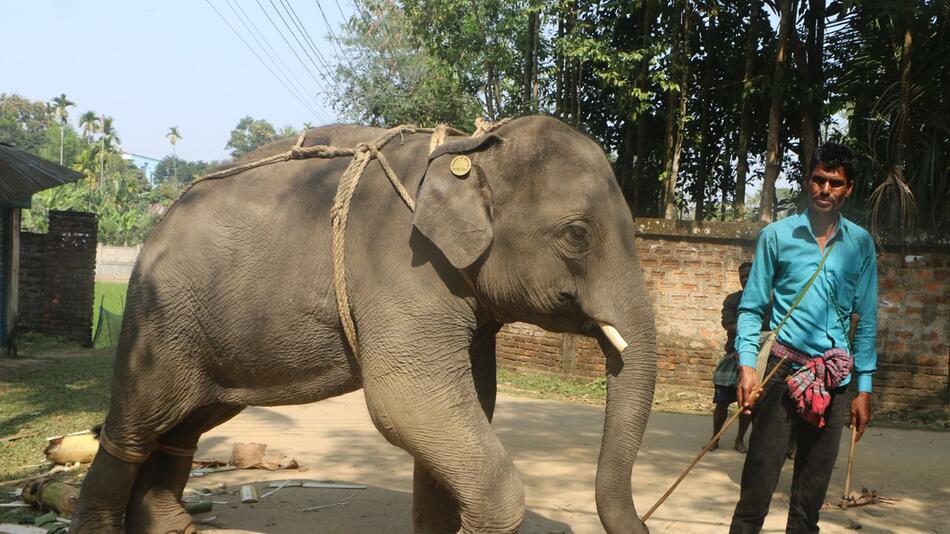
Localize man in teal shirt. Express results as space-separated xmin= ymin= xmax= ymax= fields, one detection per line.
xmin=730 ymin=142 xmax=877 ymax=533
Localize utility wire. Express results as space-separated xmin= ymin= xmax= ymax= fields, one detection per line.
xmin=279 ymin=0 xmax=340 ymax=82
xmin=255 ymin=0 xmax=331 ymax=93
xmin=204 ymin=0 xmax=327 ymax=123
xmin=229 ymin=0 xmax=327 ymax=114
xmin=333 ymin=0 xmax=348 ymax=21
xmin=222 ymin=0 xmax=326 ymax=119
xmin=266 ymin=0 xmax=338 ymax=89
xmin=315 ymin=0 xmax=355 ymax=70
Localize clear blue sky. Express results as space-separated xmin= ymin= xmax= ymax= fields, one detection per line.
xmin=1 ymin=1 xmax=353 ymax=162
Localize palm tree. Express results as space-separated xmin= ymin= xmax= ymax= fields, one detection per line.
xmin=79 ymin=111 xmax=100 ymax=144
xmin=166 ymin=127 xmax=182 ymax=186
xmin=99 ymin=116 xmax=120 ymax=182
xmin=51 ymin=93 xmax=76 ymax=165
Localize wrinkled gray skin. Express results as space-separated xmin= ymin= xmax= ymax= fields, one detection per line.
xmin=71 ymin=116 xmax=657 ymax=534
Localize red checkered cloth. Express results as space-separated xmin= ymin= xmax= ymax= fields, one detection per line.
xmin=772 ymin=341 xmax=853 ymax=428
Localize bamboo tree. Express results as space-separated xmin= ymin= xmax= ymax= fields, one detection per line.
xmin=734 ymin=3 xmax=759 ymax=219
xmin=632 ymin=0 xmax=659 ymax=216
xmin=523 ymin=1 xmax=541 ymax=112
xmin=694 ymin=11 xmax=717 ymax=221
xmin=759 ymin=0 xmax=795 ymax=223
xmin=663 ymin=1 xmax=692 ymax=219
xmin=790 ymin=0 xmax=825 ymax=178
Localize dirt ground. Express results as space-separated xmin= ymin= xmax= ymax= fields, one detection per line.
xmin=189 ymin=391 xmax=949 ymax=534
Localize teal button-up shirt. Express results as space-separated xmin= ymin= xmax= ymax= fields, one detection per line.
xmin=736 ymin=210 xmax=878 ymax=392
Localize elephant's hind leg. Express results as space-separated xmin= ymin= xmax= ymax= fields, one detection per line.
xmin=125 ymin=404 xmax=244 ymax=534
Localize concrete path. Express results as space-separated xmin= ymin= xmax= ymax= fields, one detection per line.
xmin=193 ymin=392 xmax=949 ymax=533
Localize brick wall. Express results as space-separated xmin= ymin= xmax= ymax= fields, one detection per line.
xmin=497 ymin=218 xmax=950 ymax=410
xmin=18 ymin=232 xmax=45 ymax=332
xmin=18 ymin=211 xmax=98 ymax=345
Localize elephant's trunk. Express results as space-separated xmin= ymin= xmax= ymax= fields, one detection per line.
xmin=594 ymin=271 xmax=657 ymax=534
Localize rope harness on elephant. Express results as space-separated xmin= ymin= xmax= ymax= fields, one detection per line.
xmin=193 ymin=118 xmax=511 ymax=362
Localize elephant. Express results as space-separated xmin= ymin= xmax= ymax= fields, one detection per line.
xmin=70 ymin=116 xmax=657 ymax=534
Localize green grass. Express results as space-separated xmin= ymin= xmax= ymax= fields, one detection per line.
xmin=0 ymin=347 xmax=114 ymax=482
xmin=498 ymin=368 xmax=607 ymax=403
xmin=92 ymin=281 xmax=128 ymax=338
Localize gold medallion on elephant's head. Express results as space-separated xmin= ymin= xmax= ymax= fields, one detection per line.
xmin=450 ymin=155 xmax=472 ymax=177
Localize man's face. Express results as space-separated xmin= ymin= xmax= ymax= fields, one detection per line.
xmin=806 ymin=164 xmax=853 ymax=215
xmin=739 ymin=267 xmax=751 ymax=289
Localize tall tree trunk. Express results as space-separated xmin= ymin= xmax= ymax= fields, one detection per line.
xmin=172 ymin=144 xmax=178 ymax=187
xmin=470 ymin=0 xmax=497 ymax=120
xmin=556 ymin=8 xmax=565 ymax=117
xmin=694 ymin=13 xmax=717 ymax=222
xmin=523 ymin=6 xmax=539 ymax=112
xmin=791 ymin=0 xmax=825 ymax=178
xmin=663 ymin=3 xmax=692 ymax=219
xmin=889 ymin=24 xmax=913 ymax=226
xmin=59 ymin=126 xmax=65 ymax=165
xmin=735 ymin=3 xmax=759 ymax=219
xmin=759 ymin=0 xmax=795 ymax=223
xmin=632 ymin=0 xmax=658 ymax=216
xmin=661 ymin=2 xmax=683 ymax=217
xmin=721 ymin=143 xmax=731 ymax=220
xmin=619 ymin=121 xmax=636 ymax=206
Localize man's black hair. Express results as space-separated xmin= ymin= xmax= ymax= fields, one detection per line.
xmin=810 ymin=142 xmax=858 ymax=183
xmin=739 ymin=261 xmax=753 ymax=272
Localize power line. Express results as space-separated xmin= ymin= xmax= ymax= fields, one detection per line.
xmin=333 ymin=0 xmax=348 ymax=21
xmin=279 ymin=0 xmax=340 ymax=82
xmin=204 ymin=0 xmax=328 ymax=123
xmin=224 ymin=0 xmax=326 ymax=118
xmin=315 ymin=0 xmax=354 ymax=70
xmin=265 ymin=0 xmax=338 ymax=89
xmin=255 ymin=0 xmax=332 ymax=94
xmin=223 ymin=0 xmax=326 ymax=118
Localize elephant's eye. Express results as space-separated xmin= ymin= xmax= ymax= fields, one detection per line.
xmin=558 ymin=222 xmax=591 ymax=256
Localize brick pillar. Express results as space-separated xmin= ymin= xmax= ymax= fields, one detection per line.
xmin=40 ymin=211 xmax=98 ymax=346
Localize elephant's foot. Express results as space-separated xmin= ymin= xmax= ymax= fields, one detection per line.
xmin=71 ymin=446 xmax=144 ymax=534
xmin=126 ymin=489 xmax=196 ymax=534
xmin=125 ymin=449 xmax=196 ymax=534
xmin=68 ymin=508 xmax=125 ymax=534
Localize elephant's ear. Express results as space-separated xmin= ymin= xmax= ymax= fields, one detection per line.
xmin=412 ymin=134 xmax=502 ymax=270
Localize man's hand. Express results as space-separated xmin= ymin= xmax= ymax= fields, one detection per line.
xmin=850 ymin=392 xmax=872 ymax=442
xmin=737 ymin=365 xmax=761 ymax=414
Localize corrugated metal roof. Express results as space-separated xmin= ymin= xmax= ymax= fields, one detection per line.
xmin=0 ymin=142 xmax=84 ymax=204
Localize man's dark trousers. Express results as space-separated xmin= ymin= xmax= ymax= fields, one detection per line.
xmin=730 ymin=357 xmax=850 ymax=534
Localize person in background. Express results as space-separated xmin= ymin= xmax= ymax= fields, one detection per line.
xmin=710 ymin=261 xmax=760 ymax=452
xmin=730 ymin=142 xmax=877 ymax=533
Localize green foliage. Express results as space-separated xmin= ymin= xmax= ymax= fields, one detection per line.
xmin=0 ymin=93 xmax=51 ymax=152
xmin=331 ymin=1 xmax=483 ymax=129
xmin=37 ymin=122 xmax=83 ymax=164
xmin=329 ymin=0 xmax=947 ymax=230
xmin=401 ymin=0 xmax=533 ymax=118
xmin=152 ymin=156 xmax=220 ymax=186
xmin=226 ymin=116 xmax=277 ymax=158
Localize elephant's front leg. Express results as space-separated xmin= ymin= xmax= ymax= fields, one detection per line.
xmin=411 ymin=322 xmax=501 ymax=533
xmin=362 ymin=343 xmax=522 ymax=533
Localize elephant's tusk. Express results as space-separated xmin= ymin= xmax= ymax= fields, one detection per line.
xmin=597 ymin=322 xmax=628 ymax=353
